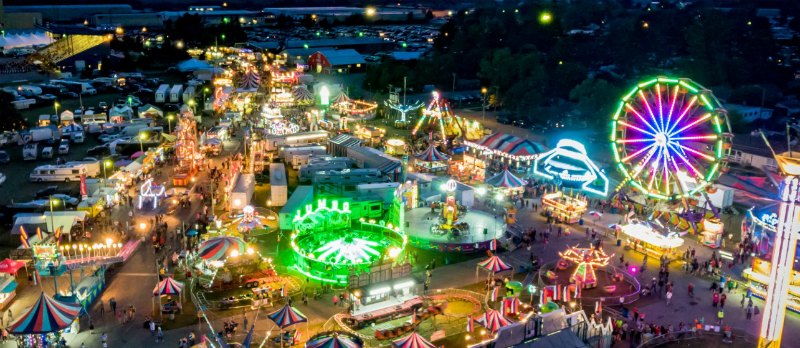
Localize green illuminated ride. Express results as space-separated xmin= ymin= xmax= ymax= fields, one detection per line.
xmin=290 ymin=199 xmax=407 ymax=285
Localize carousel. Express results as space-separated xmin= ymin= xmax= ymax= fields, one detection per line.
xmin=330 ymin=92 xmax=378 ymax=122
xmin=209 ymin=205 xmax=277 ymax=240
xmin=413 ymin=141 xmax=449 ymax=173
xmin=462 ymin=133 xmax=544 ymax=175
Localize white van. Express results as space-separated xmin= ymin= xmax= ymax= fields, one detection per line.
xmin=41 ymin=147 xmax=54 ymax=159
xmin=29 ymin=164 xmax=87 ymax=182
xmin=58 ymin=142 xmax=69 ymax=154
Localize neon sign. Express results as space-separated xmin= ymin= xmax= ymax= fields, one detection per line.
xmin=533 ymin=139 xmax=609 ymax=196
xmin=760 ymin=213 xmax=779 ymax=228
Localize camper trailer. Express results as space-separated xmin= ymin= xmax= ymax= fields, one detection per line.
xmin=22 ymin=143 xmax=38 ymax=161
xmin=182 ymin=86 xmax=196 ymax=103
xmin=155 ymin=84 xmax=169 ymax=103
xmin=169 ymin=85 xmax=184 ymax=103
xmin=29 ymin=164 xmax=87 ymax=182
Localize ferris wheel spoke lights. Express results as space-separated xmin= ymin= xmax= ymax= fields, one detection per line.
xmin=612 ymin=77 xmax=731 ymax=200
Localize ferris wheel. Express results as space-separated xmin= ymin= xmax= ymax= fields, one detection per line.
xmin=611 ymin=77 xmax=731 ymax=201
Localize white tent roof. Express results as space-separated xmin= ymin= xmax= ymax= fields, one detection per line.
xmin=138 ymin=104 xmax=163 ymax=118
xmin=60 ymin=110 xmax=74 ymax=121
xmin=109 ymin=105 xmax=133 ymax=117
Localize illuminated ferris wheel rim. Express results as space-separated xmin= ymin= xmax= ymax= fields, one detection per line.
xmin=610 ymin=77 xmax=731 ymax=201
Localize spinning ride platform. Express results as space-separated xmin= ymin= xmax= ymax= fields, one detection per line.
xmin=405 ymin=207 xmax=504 ymax=252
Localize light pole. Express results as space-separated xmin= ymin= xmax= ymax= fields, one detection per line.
xmin=167 ymin=115 xmax=174 ymax=134
xmin=481 ymin=87 xmax=488 ymax=121
xmin=103 ymin=159 xmax=112 ymax=180
xmin=54 ymin=101 xmax=60 ymax=117
xmin=203 ymin=87 xmax=209 ymax=106
xmin=139 ymin=133 xmax=146 ymax=152
xmin=49 ymin=196 xmax=67 ymax=242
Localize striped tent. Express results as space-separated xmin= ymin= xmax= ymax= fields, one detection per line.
xmin=153 ymin=277 xmax=184 ymax=296
xmin=198 ymin=236 xmax=247 ymax=261
xmin=392 ymin=332 xmax=436 ymax=348
xmin=293 ymin=85 xmax=314 ymax=104
xmin=475 ymin=309 xmax=510 ymax=333
xmin=415 ymin=144 xmax=449 ymax=162
xmin=474 ymin=133 xmax=545 ymax=158
xmin=268 ymin=304 xmax=308 ymax=329
xmin=486 ymin=169 xmax=526 ymax=189
xmin=8 ymin=292 xmax=81 ymax=334
xmin=333 ymin=91 xmax=351 ymax=105
xmin=478 ymin=255 xmax=512 ymax=273
xmin=306 ymin=332 xmax=363 ymax=348
xmin=239 ymin=69 xmax=261 ymax=90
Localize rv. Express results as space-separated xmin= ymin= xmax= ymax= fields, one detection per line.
xmin=17 ymin=85 xmax=42 ymax=97
xmin=299 ymin=157 xmax=352 ymax=182
xmin=169 ymin=85 xmax=184 ymax=103
xmin=155 ymin=84 xmax=169 ymax=103
xmin=53 ymin=80 xmax=97 ymax=95
xmin=182 ymin=86 xmax=196 ymax=103
xmin=29 ymin=164 xmax=87 ymax=182
xmin=264 ymin=131 xmax=329 ymax=152
xmin=65 ymin=159 xmax=101 ymax=177
xmin=269 ymin=163 xmax=288 ymax=206
xmin=22 ymin=143 xmax=38 ymax=161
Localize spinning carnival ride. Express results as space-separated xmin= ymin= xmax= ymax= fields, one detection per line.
xmin=611 ymin=77 xmax=731 ymax=201
xmin=290 ymin=199 xmax=407 ymax=285
xmin=173 ymin=107 xmax=202 ymax=186
xmin=412 ymin=91 xmax=465 ymax=146
xmin=558 ymin=245 xmax=613 ymax=289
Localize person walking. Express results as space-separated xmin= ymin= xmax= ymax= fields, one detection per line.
xmin=746 ymin=306 xmax=753 ymax=320
xmin=99 ymin=302 xmax=105 ymax=316
xmin=717 ymin=309 xmax=725 ymax=325
xmin=156 ymin=327 xmax=164 ymax=342
xmin=149 ymin=320 xmax=156 ymax=335
xmin=109 ymin=298 xmax=117 ymax=314
xmin=712 ymin=292 xmax=719 ymax=307
xmin=665 ymin=290 xmax=673 ymax=305
xmin=720 ymin=293 xmax=727 ymax=309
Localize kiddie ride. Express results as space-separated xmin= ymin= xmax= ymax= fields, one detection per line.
xmin=430 ymin=195 xmax=469 ymax=239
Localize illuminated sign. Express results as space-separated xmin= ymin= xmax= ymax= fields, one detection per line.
xmin=533 ymin=139 xmax=609 ymax=196
xmin=760 ymin=212 xmax=779 ymax=228
xmin=445 ymin=179 xmax=457 ymax=192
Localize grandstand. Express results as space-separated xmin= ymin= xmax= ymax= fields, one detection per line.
xmin=28 ymin=25 xmax=111 ymax=72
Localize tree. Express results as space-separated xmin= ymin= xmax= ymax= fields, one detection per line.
xmin=569 ymin=77 xmax=621 ymax=125
xmin=0 ymin=92 xmax=29 ymax=132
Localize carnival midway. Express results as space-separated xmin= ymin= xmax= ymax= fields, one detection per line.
xmin=3 ymin=44 xmax=800 ymax=348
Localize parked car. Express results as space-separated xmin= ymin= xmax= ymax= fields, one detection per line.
xmin=62 ymin=92 xmax=79 ymax=99
xmin=58 ymin=141 xmax=69 ymax=154
xmin=49 ymin=194 xmax=79 ymax=206
xmin=98 ymin=101 xmax=108 ymax=111
xmin=87 ymin=145 xmax=111 ymax=157
xmin=0 ymin=173 xmax=5 ymax=185
xmin=98 ymin=133 xmax=122 ymax=143
xmin=35 ymin=186 xmax=58 ymax=199
xmin=0 ymin=151 xmax=9 ymax=164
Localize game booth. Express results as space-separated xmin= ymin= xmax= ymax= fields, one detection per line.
xmin=541 ymin=191 xmax=587 ymax=224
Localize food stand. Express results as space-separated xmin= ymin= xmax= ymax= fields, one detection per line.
xmin=699 ymin=217 xmax=723 ymax=248
xmin=385 ymin=139 xmax=407 ymax=156
xmin=541 ymin=191 xmax=587 ymax=224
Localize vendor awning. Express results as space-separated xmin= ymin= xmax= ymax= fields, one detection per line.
xmin=1 ymin=281 xmax=17 ymax=293
xmin=0 ymin=259 xmax=25 ymax=274
xmin=8 ymin=292 xmax=81 ymax=334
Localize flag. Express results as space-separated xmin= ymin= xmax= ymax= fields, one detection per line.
xmin=54 ymin=226 xmax=62 ymax=246
xmin=412 ymin=311 xmax=417 ymax=324
xmin=280 ymin=284 xmax=285 ymax=297
xmin=562 ymin=285 xmax=570 ymax=302
xmin=574 ymin=283 xmax=580 ymax=299
xmin=241 ymin=325 xmax=254 ymax=348
xmin=501 ymin=301 xmax=506 ymax=316
xmin=491 ymin=287 xmax=499 ymax=301
xmin=36 ymin=226 xmax=43 ymax=241
xmin=80 ymin=173 xmax=88 ymax=198
xmin=19 ymin=226 xmax=30 ymax=248
xmin=595 ymin=300 xmax=602 ymax=315
xmin=467 ymin=316 xmax=474 ymax=332
xmin=489 ymin=239 xmax=497 ymax=251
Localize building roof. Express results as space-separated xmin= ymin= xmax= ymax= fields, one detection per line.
xmin=249 ymin=41 xmax=281 ymax=50
xmin=282 ymin=48 xmax=329 ymax=58
xmin=390 ymin=51 xmax=423 ymax=61
xmin=313 ymin=49 xmax=365 ymax=66
xmin=286 ymin=37 xmax=387 ymax=49
xmin=732 ymin=133 xmax=800 ymax=158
